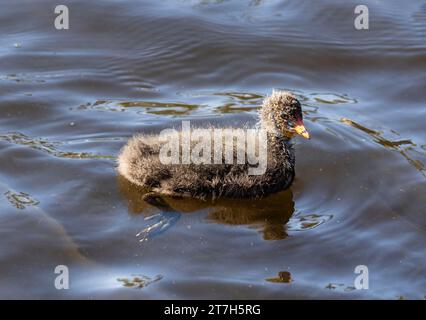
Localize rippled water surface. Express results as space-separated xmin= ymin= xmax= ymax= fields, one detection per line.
xmin=0 ymin=0 xmax=425 ymax=299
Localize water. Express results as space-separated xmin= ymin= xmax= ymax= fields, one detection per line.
xmin=0 ymin=0 xmax=425 ymax=299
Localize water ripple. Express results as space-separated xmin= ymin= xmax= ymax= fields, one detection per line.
xmin=117 ymin=274 xmax=163 ymax=289
xmin=4 ymin=191 xmax=39 ymax=210
xmin=341 ymin=118 xmax=426 ymax=176
xmin=76 ymin=100 xmax=201 ymax=116
xmin=287 ymin=213 xmax=333 ymax=231
xmin=0 ymin=132 xmax=115 ymax=160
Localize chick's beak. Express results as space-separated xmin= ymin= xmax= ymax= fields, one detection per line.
xmin=294 ymin=120 xmax=310 ymax=139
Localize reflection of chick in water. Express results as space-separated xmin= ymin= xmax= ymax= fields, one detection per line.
xmin=118 ymin=175 xmax=295 ymax=241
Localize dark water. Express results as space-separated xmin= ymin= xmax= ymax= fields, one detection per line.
xmin=0 ymin=0 xmax=425 ymax=299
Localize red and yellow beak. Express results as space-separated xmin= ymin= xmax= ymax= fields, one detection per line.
xmin=294 ymin=120 xmax=310 ymax=139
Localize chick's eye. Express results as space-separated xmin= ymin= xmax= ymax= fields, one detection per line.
xmin=294 ymin=114 xmax=303 ymax=123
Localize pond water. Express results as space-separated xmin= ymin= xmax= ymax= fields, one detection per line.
xmin=0 ymin=0 xmax=425 ymax=299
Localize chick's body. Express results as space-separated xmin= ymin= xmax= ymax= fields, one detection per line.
xmin=118 ymin=91 xmax=308 ymax=199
